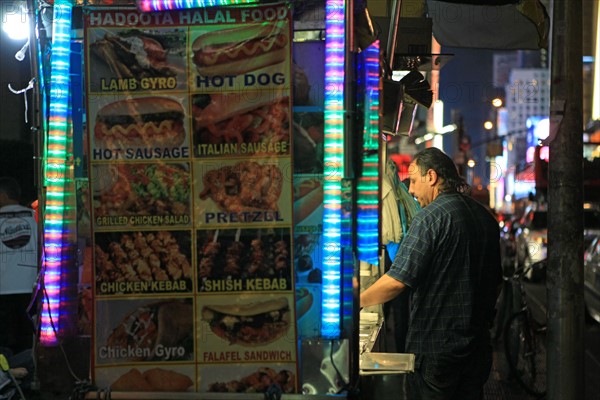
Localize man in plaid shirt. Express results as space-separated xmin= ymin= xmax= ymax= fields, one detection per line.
xmin=361 ymin=148 xmax=502 ymax=400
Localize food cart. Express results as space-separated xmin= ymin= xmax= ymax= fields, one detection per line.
xmin=26 ymin=0 xmax=417 ymax=398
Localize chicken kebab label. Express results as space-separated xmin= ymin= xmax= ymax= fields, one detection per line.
xmin=95 ymin=231 xmax=193 ymax=295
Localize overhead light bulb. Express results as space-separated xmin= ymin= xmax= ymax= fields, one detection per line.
xmin=2 ymin=2 xmax=30 ymax=41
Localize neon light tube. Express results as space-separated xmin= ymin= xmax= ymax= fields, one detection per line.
xmin=138 ymin=0 xmax=259 ymax=12
xmin=40 ymin=0 xmax=73 ymax=346
xmin=356 ymin=41 xmax=380 ymax=266
xmin=321 ymin=0 xmax=345 ymax=339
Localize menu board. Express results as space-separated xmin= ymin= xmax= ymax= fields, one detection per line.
xmin=85 ymin=4 xmax=297 ymax=394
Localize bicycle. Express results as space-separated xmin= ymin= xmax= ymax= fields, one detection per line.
xmin=503 ymin=260 xmax=547 ymax=398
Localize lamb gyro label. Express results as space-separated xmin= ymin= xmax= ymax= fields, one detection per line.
xmin=87 ymin=27 xmax=187 ymax=93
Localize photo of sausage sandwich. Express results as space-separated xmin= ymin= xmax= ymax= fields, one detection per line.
xmin=201 ymin=297 xmax=291 ymax=346
xmin=295 ymin=287 xmax=314 ymax=319
xmin=94 ymin=97 xmax=186 ymax=149
xmin=192 ymin=92 xmax=290 ymax=148
xmin=191 ymin=22 xmax=288 ymax=77
xmin=293 ymin=177 xmax=322 ymax=224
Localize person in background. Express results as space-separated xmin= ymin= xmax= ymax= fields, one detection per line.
xmin=361 ymin=148 xmax=502 ymax=400
xmin=0 ymin=177 xmax=38 ymax=354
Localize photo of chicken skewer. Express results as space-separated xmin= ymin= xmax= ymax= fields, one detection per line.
xmin=197 ymin=228 xmax=291 ymax=288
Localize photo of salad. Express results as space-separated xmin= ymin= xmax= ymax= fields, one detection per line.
xmin=92 ymin=162 xmax=191 ymax=221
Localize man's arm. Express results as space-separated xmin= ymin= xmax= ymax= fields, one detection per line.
xmin=360 ymin=274 xmax=407 ymax=308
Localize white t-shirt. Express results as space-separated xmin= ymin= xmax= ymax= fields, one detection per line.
xmin=0 ymin=204 xmax=38 ymax=295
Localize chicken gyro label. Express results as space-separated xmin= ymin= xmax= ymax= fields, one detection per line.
xmin=95 ymin=299 xmax=194 ymax=364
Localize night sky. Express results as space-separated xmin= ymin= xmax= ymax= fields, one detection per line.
xmin=439 ymin=46 xmax=500 ymax=185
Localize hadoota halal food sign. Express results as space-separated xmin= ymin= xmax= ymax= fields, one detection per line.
xmin=85 ymin=3 xmax=298 ymax=394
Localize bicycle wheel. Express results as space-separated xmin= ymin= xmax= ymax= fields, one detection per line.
xmin=503 ymin=310 xmax=547 ymax=397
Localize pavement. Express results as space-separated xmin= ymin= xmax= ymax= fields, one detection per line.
xmin=481 ymin=278 xmax=600 ymax=400
xmin=483 ymin=335 xmax=540 ymax=400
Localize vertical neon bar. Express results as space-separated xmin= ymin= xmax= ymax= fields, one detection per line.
xmin=357 ymin=41 xmax=380 ymax=265
xmin=321 ymin=0 xmax=345 ymax=338
xmin=40 ymin=0 xmax=73 ymax=346
xmin=138 ymin=0 xmax=259 ymax=12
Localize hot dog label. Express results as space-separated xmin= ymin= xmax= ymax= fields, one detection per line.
xmin=195 ymin=73 xmax=287 ymax=89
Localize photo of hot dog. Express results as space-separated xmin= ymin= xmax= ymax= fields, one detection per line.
xmin=192 ymin=92 xmax=290 ymax=147
xmin=191 ymin=22 xmax=288 ymax=76
xmin=295 ymin=287 xmax=313 ymax=319
xmin=201 ymin=297 xmax=291 ymax=346
xmin=94 ymin=97 xmax=186 ymax=149
xmin=293 ymin=177 xmax=323 ymax=224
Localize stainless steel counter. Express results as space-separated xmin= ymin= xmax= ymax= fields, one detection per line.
xmin=358 ymin=262 xmax=415 ymax=376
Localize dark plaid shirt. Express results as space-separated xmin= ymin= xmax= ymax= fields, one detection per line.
xmin=387 ymin=192 xmax=502 ymax=364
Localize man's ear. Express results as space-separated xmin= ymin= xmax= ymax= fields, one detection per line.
xmin=427 ymin=169 xmax=438 ymax=186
